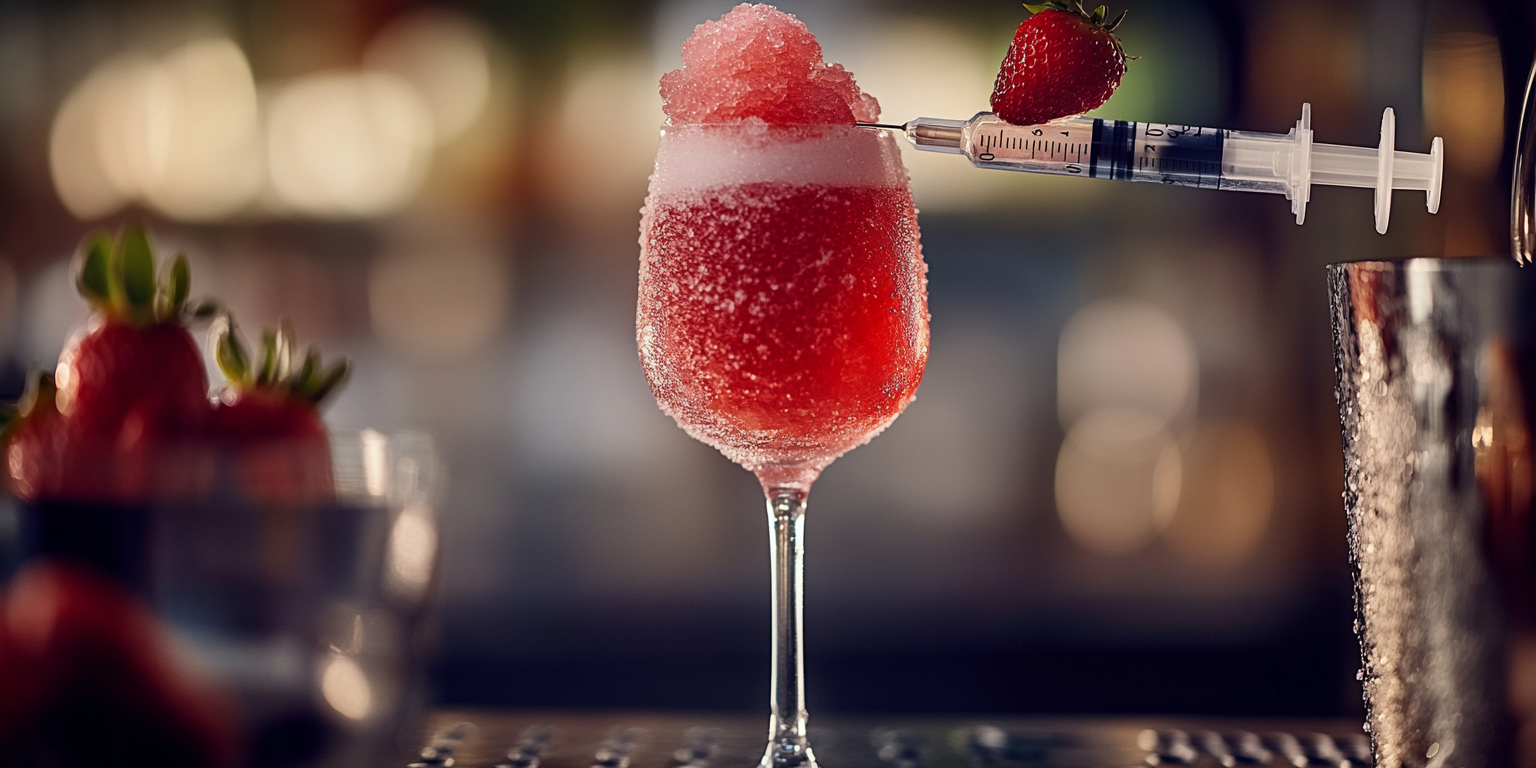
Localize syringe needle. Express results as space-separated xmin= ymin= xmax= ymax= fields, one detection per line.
xmin=856 ymin=122 xmax=907 ymax=131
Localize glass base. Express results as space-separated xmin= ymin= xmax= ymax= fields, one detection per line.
xmin=761 ymin=734 xmax=818 ymax=768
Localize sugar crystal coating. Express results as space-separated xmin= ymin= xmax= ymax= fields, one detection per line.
xmin=660 ymin=3 xmax=879 ymax=125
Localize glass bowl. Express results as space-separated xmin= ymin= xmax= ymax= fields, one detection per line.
xmin=6 ymin=430 xmax=442 ymax=768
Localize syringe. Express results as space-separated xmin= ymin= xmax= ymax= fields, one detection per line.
xmin=861 ymin=104 xmax=1442 ymax=234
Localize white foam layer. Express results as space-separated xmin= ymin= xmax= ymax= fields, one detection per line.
xmin=650 ymin=121 xmax=907 ymax=194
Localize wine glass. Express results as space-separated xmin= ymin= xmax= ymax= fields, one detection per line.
xmin=637 ymin=120 xmax=928 ymax=768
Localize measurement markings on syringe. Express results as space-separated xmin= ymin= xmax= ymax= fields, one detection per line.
xmin=963 ymin=119 xmax=1222 ymax=184
xmin=973 ymin=125 xmax=1091 ymax=172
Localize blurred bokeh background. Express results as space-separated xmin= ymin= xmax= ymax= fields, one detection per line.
xmin=0 ymin=0 xmax=1529 ymax=718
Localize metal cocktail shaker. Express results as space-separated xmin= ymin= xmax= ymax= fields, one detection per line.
xmin=1329 ymin=258 xmax=1536 ymax=767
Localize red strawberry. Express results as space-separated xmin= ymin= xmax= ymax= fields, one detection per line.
xmin=2 ymin=372 xmax=120 ymax=501
xmin=0 ymin=560 xmax=241 ymax=768
xmin=3 ymin=372 xmax=67 ymax=501
xmin=56 ymin=227 xmax=210 ymax=444
xmin=5 ymin=227 xmax=216 ymax=501
xmin=0 ymin=578 xmax=50 ymax=752
xmin=990 ymin=1 xmax=1128 ymax=126
xmin=207 ymin=316 xmax=348 ymax=502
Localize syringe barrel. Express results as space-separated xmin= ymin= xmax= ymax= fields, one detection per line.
xmin=909 ymin=113 xmax=1105 ymax=178
xmin=919 ymin=113 xmax=1228 ymax=186
xmin=1218 ymin=129 xmax=1294 ymax=195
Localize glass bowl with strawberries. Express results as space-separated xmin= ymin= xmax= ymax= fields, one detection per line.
xmin=0 ymin=227 xmax=441 ymax=768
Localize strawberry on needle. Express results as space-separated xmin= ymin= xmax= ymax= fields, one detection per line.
xmin=991 ymin=1 xmax=1129 ymax=126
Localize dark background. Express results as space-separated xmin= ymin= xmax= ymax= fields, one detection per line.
xmin=0 ymin=0 xmax=1527 ymax=718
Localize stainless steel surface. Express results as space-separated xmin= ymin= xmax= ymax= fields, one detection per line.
xmin=406 ymin=713 xmax=1373 ymax=768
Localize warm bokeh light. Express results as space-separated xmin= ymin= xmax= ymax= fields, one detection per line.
xmin=320 ymin=652 xmax=372 ymax=720
xmin=387 ymin=501 xmax=438 ymax=603
xmin=143 ymin=38 xmax=263 ymax=220
xmin=362 ymin=429 xmax=390 ymax=498
xmin=1055 ymin=298 xmax=1198 ymax=555
xmin=544 ymin=50 xmax=664 ymax=220
xmin=365 ymin=9 xmax=492 ymax=147
xmin=50 ymin=57 xmax=143 ymax=219
xmin=266 ymin=71 xmax=434 ymax=218
xmin=1162 ymin=420 xmax=1275 ymax=568
xmin=1055 ymin=407 xmax=1181 ymax=556
xmin=49 ymin=39 xmax=262 ymax=222
xmin=1424 ymin=31 xmax=1504 ymax=179
xmin=89 ymin=58 xmax=174 ymax=208
xmin=368 ymin=241 xmax=510 ymax=361
xmin=49 ymin=30 xmax=481 ymax=222
xmin=1057 ymin=298 xmax=1198 ymax=429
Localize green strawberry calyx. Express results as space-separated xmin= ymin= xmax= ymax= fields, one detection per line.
xmin=73 ymin=225 xmax=219 ymax=327
xmin=211 ymin=314 xmax=349 ymax=407
xmin=1024 ymin=1 xmax=1127 ymax=31
xmin=0 ymin=370 xmax=59 ymax=444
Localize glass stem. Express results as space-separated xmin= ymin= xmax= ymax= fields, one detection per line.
xmin=762 ymin=488 xmax=817 ymax=768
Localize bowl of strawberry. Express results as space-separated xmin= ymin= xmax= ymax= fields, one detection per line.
xmin=0 ymin=227 xmax=442 ymax=768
